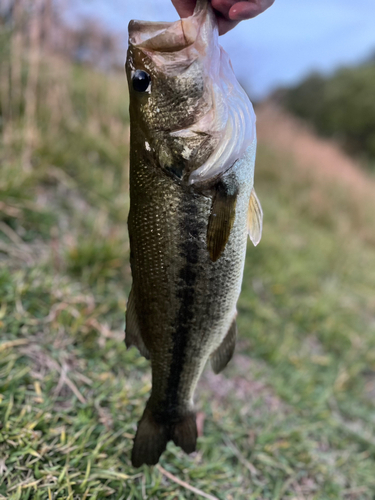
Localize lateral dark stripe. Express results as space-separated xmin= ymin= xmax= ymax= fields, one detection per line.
xmin=159 ymin=194 xmax=202 ymax=422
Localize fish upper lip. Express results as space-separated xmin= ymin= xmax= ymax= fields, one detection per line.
xmin=128 ymin=18 xmax=196 ymax=52
xmin=128 ymin=20 xmax=174 ymax=46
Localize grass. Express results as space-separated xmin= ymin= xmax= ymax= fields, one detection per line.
xmin=1 ymin=38 xmax=375 ymax=499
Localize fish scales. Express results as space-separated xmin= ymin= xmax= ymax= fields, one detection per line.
xmin=125 ymin=0 xmax=262 ymax=467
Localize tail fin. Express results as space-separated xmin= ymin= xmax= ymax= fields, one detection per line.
xmin=131 ymin=408 xmax=197 ymax=467
xmin=171 ymin=413 xmax=197 ymax=454
xmin=131 ymin=408 xmax=169 ymax=467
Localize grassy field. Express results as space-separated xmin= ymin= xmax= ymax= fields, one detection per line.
xmin=1 ymin=51 xmax=375 ymax=499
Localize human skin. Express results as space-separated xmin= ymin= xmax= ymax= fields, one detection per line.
xmin=171 ymin=0 xmax=275 ymax=35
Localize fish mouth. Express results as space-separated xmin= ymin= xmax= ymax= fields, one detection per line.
xmin=128 ymin=19 xmax=198 ymax=52
xmin=128 ymin=0 xmax=211 ymax=53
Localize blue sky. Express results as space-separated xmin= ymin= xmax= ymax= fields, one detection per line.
xmin=68 ymin=0 xmax=375 ymax=99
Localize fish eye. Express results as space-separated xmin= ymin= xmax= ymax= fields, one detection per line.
xmin=132 ymin=70 xmax=151 ymax=93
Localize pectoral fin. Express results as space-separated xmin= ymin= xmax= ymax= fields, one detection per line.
xmin=210 ymin=318 xmax=237 ymax=374
xmin=248 ymin=188 xmax=263 ymax=246
xmin=207 ymin=183 xmax=238 ymax=262
xmin=125 ymin=289 xmax=150 ymax=360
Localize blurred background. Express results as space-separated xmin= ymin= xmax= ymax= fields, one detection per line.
xmin=1 ymin=1 xmax=375 ymax=498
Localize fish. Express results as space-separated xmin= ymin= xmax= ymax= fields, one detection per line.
xmin=125 ymin=0 xmax=263 ymax=467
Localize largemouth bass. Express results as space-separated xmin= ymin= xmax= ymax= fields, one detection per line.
xmin=125 ymin=0 xmax=263 ymax=467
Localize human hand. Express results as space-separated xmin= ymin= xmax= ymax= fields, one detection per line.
xmin=171 ymin=0 xmax=275 ymax=35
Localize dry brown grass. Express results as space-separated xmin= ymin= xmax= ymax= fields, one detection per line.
xmin=257 ymin=102 xmax=375 ymax=195
xmin=256 ymin=102 xmax=375 ymax=245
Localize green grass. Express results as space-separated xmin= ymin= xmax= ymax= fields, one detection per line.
xmin=1 ymin=49 xmax=375 ymax=498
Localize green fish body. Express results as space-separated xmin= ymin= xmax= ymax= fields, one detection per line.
xmin=125 ymin=0 xmax=262 ymax=467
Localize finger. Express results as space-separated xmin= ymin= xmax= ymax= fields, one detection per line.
xmin=171 ymin=0 xmax=197 ymax=18
xmin=229 ymin=0 xmax=275 ymax=21
xmin=211 ymin=0 xmax=237 ymax=17
xmin=217 ymin=16 xmax=240 ymax=35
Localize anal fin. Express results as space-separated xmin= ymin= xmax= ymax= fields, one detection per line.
xmin=125 ymin=289 xmax=150 ymax=360
xmin=248 ymin=188 xmax=263 ymax=246
xmin=207 ymin=182 xmax=238 ymax=262
xmin=211 ymin=318 xmax=237 ymax=374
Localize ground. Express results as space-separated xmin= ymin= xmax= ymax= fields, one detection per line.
xmin=1 ymin=59 xmax=375 ymax=499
